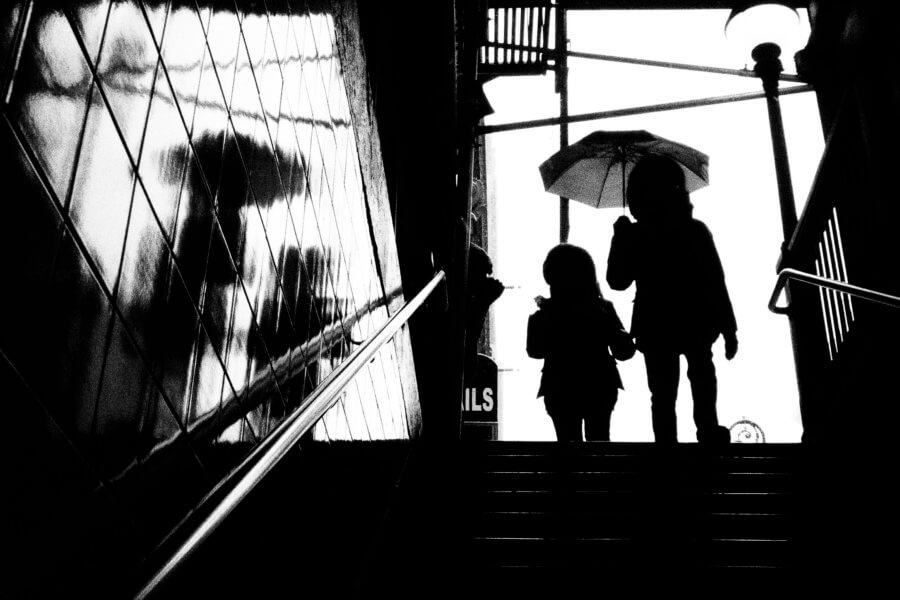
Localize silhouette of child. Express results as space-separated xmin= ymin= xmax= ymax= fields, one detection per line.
xmin=606 ymin=155 xmax=737 ymax=445
xmin=527 ymin=244 xmax=635 ymax=442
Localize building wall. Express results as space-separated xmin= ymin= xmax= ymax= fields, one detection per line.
xmin=2 ymin=0 xmax=415 ymax=594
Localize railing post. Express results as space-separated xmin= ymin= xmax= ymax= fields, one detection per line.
xmin=556 ymin=4 xmax=570 ymax=243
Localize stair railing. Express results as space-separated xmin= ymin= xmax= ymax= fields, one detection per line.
xmin=135 ymin=270 xmax=446 ymax=599
xmin=769 ymin=267 xmax=900 ymax=314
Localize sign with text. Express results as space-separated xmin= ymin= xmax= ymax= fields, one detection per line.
xmin=462 ymin=354 xmax=498 ymax=422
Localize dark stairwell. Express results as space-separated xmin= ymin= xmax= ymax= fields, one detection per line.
xmin=363 ymin=440 xmax=812 ymax=597
xmin=149 ymin=435 xmax=870 ymax=597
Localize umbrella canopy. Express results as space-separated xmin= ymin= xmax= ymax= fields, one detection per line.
xmin=538 ymin=130 xmax=709 ymax=209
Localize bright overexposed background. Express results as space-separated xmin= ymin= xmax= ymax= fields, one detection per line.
xmin=483 ymin=9 xmax=823 ymax=443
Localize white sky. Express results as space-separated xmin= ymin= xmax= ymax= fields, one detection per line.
xmin=483 ymin=9 xmax=823 ymax=443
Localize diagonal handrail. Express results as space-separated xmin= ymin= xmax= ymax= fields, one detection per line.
xmin=135 ymin=270 xmax=446 ymax=599
xmin=768 ymin=268 xmax=900 ymax=315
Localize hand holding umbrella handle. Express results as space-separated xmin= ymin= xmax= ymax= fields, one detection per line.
xmin=613 ymin=215 xmax=633 ymax=233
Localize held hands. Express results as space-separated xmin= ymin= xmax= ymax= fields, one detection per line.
xmin=724 ymin=333 xmax=738 ymax=360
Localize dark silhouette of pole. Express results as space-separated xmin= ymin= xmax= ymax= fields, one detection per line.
xmin=751 ymin=41 xmax=821 ymax=441
xmin=753 ymin=42 xmax=798 ymax=247
xmin=556 ymin=7 xmax=569 ymax=243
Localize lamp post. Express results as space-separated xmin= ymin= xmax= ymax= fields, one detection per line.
xmin=752 ymin=41 xmax=798 ymax=248
xmin=726 ymin=2 xmax=822 ymax=441
xmin=725 ymin=2 xmax=806 ymax=254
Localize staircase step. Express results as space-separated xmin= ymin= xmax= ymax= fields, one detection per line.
xmin=468 ymin=510 xmax=796 ymax=539
xmin=442 ymin=440 xmax=806 ymax=590
xmin=471 ymin=470 xmax=797 ymax=493
xmin=450 ymin=562 xmax=799 ymax=594
xmin=464 ymin=441 xmax=803 ymax=456
xmin=474 ymin=489 xmax=797 ymax=513
xmin=466 ymin=536 xmax=796 ymax=569
xmin=469 ymin=449 xmax=799 ymax=470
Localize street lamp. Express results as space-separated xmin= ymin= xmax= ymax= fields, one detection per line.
xmin=727 ymin=3 xmax=818 ymax=441
xmin=725 ymin=2 xmax=808 ymax=252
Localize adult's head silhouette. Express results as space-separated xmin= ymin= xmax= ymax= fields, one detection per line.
xmin=626 ymin=154 xmax=692 ymax=224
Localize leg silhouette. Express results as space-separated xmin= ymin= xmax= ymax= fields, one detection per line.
xmin=644 ymin=350 xmax=680 ymax=443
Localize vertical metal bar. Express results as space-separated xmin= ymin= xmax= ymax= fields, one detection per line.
xmin=832 ymin=207 xmax=856 ymax=322
xmin=822 ymin=229 xmax=845 ymax=343
xmin=509 ymin=7 xmax=520 ymax=65
xmin=556 ymin=5 xmax=569 ymax=242
xmin=504 ymin=8 xmax=511 ymax=64
xmin=827 ymin=218 xmax=852 ymax=334
xmin=526 ymin=7 xmax=535 ymax=63
xmin=765 ymin=91 xmax=798 ymax=244
xmin=815 ymin=259 xmax=835 ymax=362
xmin=512 ymin=7 xmax=519 ymax=63
xmin=3 ymin=1 xmax=35 ymax=105
xmin=540 ymin=5 xmax=548 ymax=65
xmin=818 ymin=242 xmax=840 ymax=351
xmin=518 ymin=6 xmax=526 ymax=64
xmin=480 ymin=9 xmax=487 ymax=66
xmin=510 ymin=7 xmax=517 ymax=63
xmin=490 ymin=8 xmax=496 ymax=63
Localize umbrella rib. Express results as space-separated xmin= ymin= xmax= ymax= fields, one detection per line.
xmin=596 ymin=156 xmax=615 ymax=207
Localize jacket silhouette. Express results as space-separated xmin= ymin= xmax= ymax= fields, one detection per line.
xmin=527 ymin=244 xmax=634 ymax=442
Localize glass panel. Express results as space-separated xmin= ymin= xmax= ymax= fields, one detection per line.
xmin=1 ymin=3 xmax=29 ymax=77
xmin=205 ymin=8 xmax=241 ymax=110
xmin=159 ymin=4 xmax=208 ymax=137
xmin=45 ymin=233 xmax=115 ymax=446
xmin=317 ymin=120 xmax=337 ymax=200
xmin=69 ymin=1 xmax=112 ymax=66
xmin=140 ymin=70 xmax=192 ymax=243
xmin=212 ymin=131 xmax=251 ymax=265
xmin=355 ymin=366 xmax=384 ymax=440
xmin=201 ymin=222 xmax=240 ymax=363
xmin=305 ymin=127 xmax=324 ymax=215
xmin=140 ymin=274 xmax=201 ymax=446
xmin=8 ymin=10 xmax=94 ymax=208
xmin=95 ymin=1 xmax=159 ymax=160
xmin=117 ymin=183 xmax=175 ymax=337
xmin=185 ymin=321 xmax=229 ymax=426
xmin=304 ymin=58 xmax=326 ymax=126
xmin=222 ymin=277 xmax=254 ymax=402
xmin=140 ymin=0 xmax=170 ymax=49
xmin=370 ymin=349 xmax=399 ymax=438
xmin=342 ymin=380 xmax=371 ymax=441
xmin=382 ymin=340 xmax=409 ymax=438
xmin=68 ymin=86 xmax=137 ymax=293
xmin=91 ymin=312 xmax=160 ymax=477
xmin=256 ymin=16 xmax=285 ymax=141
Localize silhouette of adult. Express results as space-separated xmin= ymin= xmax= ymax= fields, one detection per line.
xmin=606 ymin=155 xmax=737 ymax=445
xmin=527 ymin=244 xmax=635 ymax=442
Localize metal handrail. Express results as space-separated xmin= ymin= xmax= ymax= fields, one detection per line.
xmin=768 ymin=268 xmax=900 ymax=315
xmin=136 ymin=270 xmax=446 ymax=599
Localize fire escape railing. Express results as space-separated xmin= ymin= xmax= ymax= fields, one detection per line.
xmin=479 ymin=1 xmax=553 ymax=79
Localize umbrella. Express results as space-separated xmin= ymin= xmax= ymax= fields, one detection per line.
xmin=538 ymin=129 xmax=709 ymax=209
